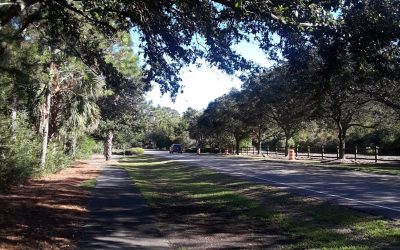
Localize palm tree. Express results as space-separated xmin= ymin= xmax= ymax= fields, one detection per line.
xmin=39 ymin=57 xmax=105 ymax=167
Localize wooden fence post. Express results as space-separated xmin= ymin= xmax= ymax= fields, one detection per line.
xmin=295 ymin=145 xmax=299 ymax=157
xmin=321 ymin=145 xmax=325 ymax=159
xmin=266 ymin=145 xmax=269 ymax=156
xmin=307 ymin=145 xmax=310 ymax=158
xmin=275 ymin=146 xmax=278 ymax=156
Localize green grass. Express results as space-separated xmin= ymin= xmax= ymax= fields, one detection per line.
xmin=79 ymin=179 xmax=97 ymax=190
xmin=236 ymin=154 xmax=400 ymax=176
xmin=313 ymin=163 xmax=400 ymax=176
xmin=119 ymin=155 xmax=400 ymax=249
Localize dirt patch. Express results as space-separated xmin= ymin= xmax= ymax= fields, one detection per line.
xmin=0 ymin=155 xmax=107 ymax=250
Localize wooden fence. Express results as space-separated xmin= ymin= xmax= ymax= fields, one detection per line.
xmin=237 ymin=145 xmax=399 ymax=163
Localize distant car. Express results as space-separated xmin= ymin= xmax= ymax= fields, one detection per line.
xmin=169 ymin=144 xmax=183 ymax=154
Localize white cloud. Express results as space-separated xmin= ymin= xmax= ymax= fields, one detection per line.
xmin=145 ymin=41 xmax=273 ymax=114
xmin=231 ymin=40 xmax=272 ymax=68
xmin=146 ymin=64 xmax=242 ymax=114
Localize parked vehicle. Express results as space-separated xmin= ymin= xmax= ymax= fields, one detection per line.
xmin=169 ymin=144 xmax=183 ymax=153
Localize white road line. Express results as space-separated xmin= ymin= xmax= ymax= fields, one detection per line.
xmin=159 ymin=153 xmax=400 ymax=215
xmin=206 ymin=166 xmax=400 ymax=214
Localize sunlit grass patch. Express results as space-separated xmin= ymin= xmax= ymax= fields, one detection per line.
xmin=259 ymin=156 xmax=400 ymax=176
xmin=353 ymin=220 xmax=400 ymax=245
xmin=119 ymin=159 xmax=173 ymax=167
xmin=191 ymin=190 xmax=235 ymax=199
xmin=320 ymin=163 xmax=400 ymax=176
xmin=120 ymin=155 xmax=400 ymax=249
xmin=79 ymin=179 xmax=97 ymax=190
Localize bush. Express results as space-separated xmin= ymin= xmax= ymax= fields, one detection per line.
xmin=92 ymin=140 xmax=103 ymax=154
xmin=75 ymin=136 xmax=97 ymax=159
xmin=44 ymin=142 xmax=73 ymax=174
xmin=125 ymin=147 xmax=144 ymax=155
xmin=240 ymin=137 xmax=252 ymax=148
xmin=0 ymin=126 xmax=41 ymax=190
xmin=185 ymin=148 xmax=197 ymax=153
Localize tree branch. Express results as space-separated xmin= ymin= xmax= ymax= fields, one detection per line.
xmin=348 ymin=123 xmax=377 ymax=129
xmin=0 ymin=0 xmax=40 ymax=27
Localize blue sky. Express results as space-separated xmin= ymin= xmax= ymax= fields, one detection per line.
xmin=131 ymin=31 xmax=273 ymax=114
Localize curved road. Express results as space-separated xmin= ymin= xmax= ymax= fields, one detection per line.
xmin=146 ymin=151 xmax=400 ymax=219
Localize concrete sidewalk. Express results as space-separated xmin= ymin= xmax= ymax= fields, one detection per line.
xmin=78 ymin=166 xmax=170 ymax=249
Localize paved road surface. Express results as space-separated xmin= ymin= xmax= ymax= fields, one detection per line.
xmin=78 ymin=166 xmax=170 ymax=249
xmin=147 ymin=151 xmax=400 ymax=219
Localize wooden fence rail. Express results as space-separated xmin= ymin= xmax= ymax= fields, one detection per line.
xmin=237 ymin=145 xmax=390 ymax=163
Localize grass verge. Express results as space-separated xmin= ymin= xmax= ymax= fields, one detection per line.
xmin=230 ymin=154 xmax=400 ymax=176
xmin=119 ymin=155 xmax=400 ymax=249
xmin=310 ymin=163 xmax=400 ymax=176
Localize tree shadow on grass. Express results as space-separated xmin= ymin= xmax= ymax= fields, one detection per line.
xmin=123 ymin=156 xmax=400 ymax=249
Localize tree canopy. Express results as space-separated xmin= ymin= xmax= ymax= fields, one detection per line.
xmin=1 ymin=1 xmax=399 ymax=99
xmin=1 ymin=0 xmax=400 ymax=187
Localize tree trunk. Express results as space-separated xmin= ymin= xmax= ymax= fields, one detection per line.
xmin=235 ymin=140 xmax=240 ymax=155
xmin=257 ymin=126 xmax=262 ymax=155
xmin=10 ymin=94 xmax=17 ymax=138
xmin=104 ymin=130 xmax=113 ymax=161
xmin=284 ymin=137 xmax=289 ymax=156
xmin=71 ymin=136 xmax=77 ymax=156
xmin=338 ymin=126 xmax=347 ymax=160
xmin=234 ymin=134 xmax=240 ymax=155
xmin=40 ymin=62 xmax=56 ymax=169
xmin=65 ymin=135 xmax=77 ymax=156
xmin=48 ymin=92 xmax=62 ymax=140
xmin=40 ymin=84 xmax=52 ymax=168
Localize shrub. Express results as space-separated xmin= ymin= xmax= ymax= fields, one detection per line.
xmin=92 ymin=140 xmax=103 ymax=154
xmin=75 ymin=136 xmax=97 ymax=159
xmin=44 ymin=142 xmax=73 ymax=174
xmin=185 ymin=148 xmax=197 ymax=153
xmin=125 ymin=147 xmax=144 ymax=155
xmin=0 ymin=126 xmax=41 ymax=190
xmin=240 ymin=137 xmax=252 ymax=148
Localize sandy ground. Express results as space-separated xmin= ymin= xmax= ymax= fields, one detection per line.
xmin=0 ymin=155 xmax=107 ymax=250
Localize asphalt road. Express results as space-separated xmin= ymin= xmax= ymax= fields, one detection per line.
xmin=146 ymin=150 xmax=400 ymax=219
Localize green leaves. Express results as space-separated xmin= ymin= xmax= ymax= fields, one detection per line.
xmin=234 ymin=0 xmax=242 ymax=9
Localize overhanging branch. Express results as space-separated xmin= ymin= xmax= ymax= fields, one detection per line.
xmin=348 ymin=123 xmax=377 ymax=129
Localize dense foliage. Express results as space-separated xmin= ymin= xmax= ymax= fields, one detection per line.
xmin=192 ymin=63 xmax=400 ymax=158
xmin=139 ymin=105 xmax=195 ymax=149
xmin=2 ymin=1 xmax=398 ymax=98
xmin=1 ymin=0 xmax=399 ymax=188
xmin=0 ymin=25 xmax=145 ymax=188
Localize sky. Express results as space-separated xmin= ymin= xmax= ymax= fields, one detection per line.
xmin=137 ymin=38 xmax=273 ymax=114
